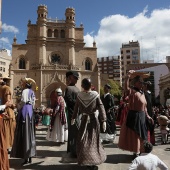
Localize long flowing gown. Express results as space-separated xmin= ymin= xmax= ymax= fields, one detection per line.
xmin=0 ymin=85 xmax=16 ymax=149
xmin=46 ymin=96 xmax=68 ymax=142
xmin=0 ymin=113 xmax=10 ymax=170
xmin=118 ymin=88 xmax=147 ymax=153
xmin=72 ymin=91 xmax=107 ymax=166
xmin=10 ymin=88 xmax=36 ymax=160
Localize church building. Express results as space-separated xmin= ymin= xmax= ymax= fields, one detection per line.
xmin=10 ymin=5 xmax=100 ymax=107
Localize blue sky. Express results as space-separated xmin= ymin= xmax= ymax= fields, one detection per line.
xmin=1 ymin=0 xmax=170 ymax=62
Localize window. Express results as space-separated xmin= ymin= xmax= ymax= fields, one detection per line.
xmin=132 ymin=49 xmax=138 ymax=55
xmin=85 ymin=59 xmax=91 ymax=70
xmin=19 ymin=58 xmax=26 ymax=69
xmin=54 ymin=29 xmax=59 ymax=38
xmin=51 ymin=54 xmax=61 ymax=64
xmin=61 ymin=30 xmax=65 ymax=38
xmin=3 ymin=68 xmax=5 ymax=72
xmin=126 ymin=50 xmax=130 ymax=53
xmin=127 ymin=55 xmax=131 ymax=59
xmin=47 ymin=29 xmax=52 ymax=37
xmin=132 ymin=56 xmax=138 ymax=60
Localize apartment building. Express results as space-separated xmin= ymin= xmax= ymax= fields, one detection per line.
xmin=0 ymin=49 xmax=12 ymax=77
xmin=97 ymin=56 xmax=122 ymax=85
xmin=120 ymin=40 xmax=140 ymax=84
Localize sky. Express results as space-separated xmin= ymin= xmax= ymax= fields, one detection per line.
xmin=1 ymin=0 xmax=170 ymax=63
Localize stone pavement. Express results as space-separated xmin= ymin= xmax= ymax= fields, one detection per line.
xmin=9 ymin=125 xmax=170 ymax=170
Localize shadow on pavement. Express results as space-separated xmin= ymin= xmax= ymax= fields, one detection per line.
xmin=105 ymin=154 xmax=133 ymax=164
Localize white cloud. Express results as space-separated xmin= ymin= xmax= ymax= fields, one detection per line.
xmin=0 ymin=37 xmax=12 ymax=52
xmin=84 ymin=7 xmax=170 ymax=63
xmin=0 ymin=37 xmax=10 ymax=44
xmin=2 ymin=23 xmax=19 ymax=34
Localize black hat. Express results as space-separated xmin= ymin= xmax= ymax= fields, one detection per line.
xmin=66 ymin=70 xmax=79 ymax=79
xmin=104 ymin=84 xmax=111 ymax=89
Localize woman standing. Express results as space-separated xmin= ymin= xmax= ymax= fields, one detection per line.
xmin=72 ymin=78 xmax=107 ymax=170
xmin=46 ymin=88 xmax=67 ymax=144
xmin=118 ymin=70 xmax=153 ymax=156
xmin=10 ymin=77 xmax=36 ymax=165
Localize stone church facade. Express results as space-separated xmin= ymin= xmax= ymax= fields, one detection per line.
xmin=10 ymin=5 xmax=100 ymax=107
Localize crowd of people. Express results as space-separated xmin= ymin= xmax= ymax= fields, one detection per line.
xmin=0 ymin=70 xmax=169 ymax=170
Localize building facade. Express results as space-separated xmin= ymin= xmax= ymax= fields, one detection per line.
xmin=97 ymin=56 xmax=122 ymax=86
xmin=120 ymin=40 xmax=140 ymax=84
xmin=10 ymin=5 xmax=100 ymax=107
xmin=0 ymin=49 xmax=12 ymax=77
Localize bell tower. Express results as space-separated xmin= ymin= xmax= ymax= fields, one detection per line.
xmin=65 ymin=7 xmax=76 ymax=65
xmin=37 ymin=5 xmax=48 ymax=64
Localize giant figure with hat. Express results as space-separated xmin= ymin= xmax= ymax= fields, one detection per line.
xmin=118 ymin=70 xmax=153 ymax=156
xmin=64 ymin=70 xmax=80 ymax=157
xmin=11 ymin=77 xmax=37 ymax=165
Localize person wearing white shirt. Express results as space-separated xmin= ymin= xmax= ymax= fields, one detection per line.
xmin=128 ymin=141 xmax=168 ymax=170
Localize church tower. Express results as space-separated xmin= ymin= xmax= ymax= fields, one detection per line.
xmin=37 ymin=5 xmax=48 ymax=64
xmin=65 ymin=7 xmax=76 ymax=65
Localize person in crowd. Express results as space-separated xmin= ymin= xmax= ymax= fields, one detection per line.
xmin=0 ymin=75 xmax=16 ymax=153
xmin=46 ymin=88 xmax=68 ymax=144
xmin=10 ymin=77 xmax=37 ymax=165
xmin=118 ymin=70 xmax=153 ymax=157
xmin=71 ymin=78 xmax=107 ymax=170
xmin=34 ymin=108 xmax=41 ymax=129
xmin=100 ymin=83 xmax=116 ymax=143
xmin=64 ymin=70 xmax=80 ymax=157
xmin=116 ymin=91 xmax=129 ymax=126
xmin=143 ymin=81 xmax=156 ymax=145
xmin=157 ymin=114 xmax=170 ymax=144
xmin=128 ymin=141 xmax=168 ymax=170
xmin=42 ymin=106 xmax=52 ymax=126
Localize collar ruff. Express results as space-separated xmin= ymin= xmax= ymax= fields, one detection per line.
xmin=77 ymin=91 xmax=99 ymax=108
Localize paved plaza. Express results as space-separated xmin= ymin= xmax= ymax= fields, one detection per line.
xmin=9 ymin=125 xmax=170 ymax=170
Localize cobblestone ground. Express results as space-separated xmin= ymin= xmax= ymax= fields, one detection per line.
xmin=9 ymin=125 xmax=170 ymax=170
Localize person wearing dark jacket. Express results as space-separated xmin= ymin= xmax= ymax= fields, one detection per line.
xmin=143 ymin=81 xmax=155 ymax=145
xmin=100 ymin=84 xmax=116 ymax=143
xmin=64 ymin=70 xmax=80 ymax=157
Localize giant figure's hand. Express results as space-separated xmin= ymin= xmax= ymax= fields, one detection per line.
xmin=71 ymin=119 xmax=75 ymax=125
xmin=103 ymin=122 xmax=106 ymax=132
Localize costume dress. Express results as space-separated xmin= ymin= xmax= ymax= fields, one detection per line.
xmin=116 ymin=96 xmax=129 ymax=126
xmin=72 ymin=91 xmax=107 ymax=166
xmin=10 ymin=88 xmax=36 ymax=160
xmin=128 ymin=153 xmax=168 ymax=170
xmin=46 ymin=96 xmax=67 ymax=142
xmin=100 ymin=93 xmax=116 ymax=142
xmin=0 ymin=84 xmax=16 ymax=149
xmin=118 ymin=87 xmax=147 ymax=153
xmin=64 ymin=84 xmax=80 ymax=156
xmin=0 ymin=105 xmax=10 ymax=170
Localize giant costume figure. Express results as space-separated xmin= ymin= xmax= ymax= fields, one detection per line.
xmin=72 ymin=78 xmax=106 ymax=170
xmin=11 ymin=78 xmax=36 ymax=165
xmin=64 ymin=70 xmax=80 ymax=157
